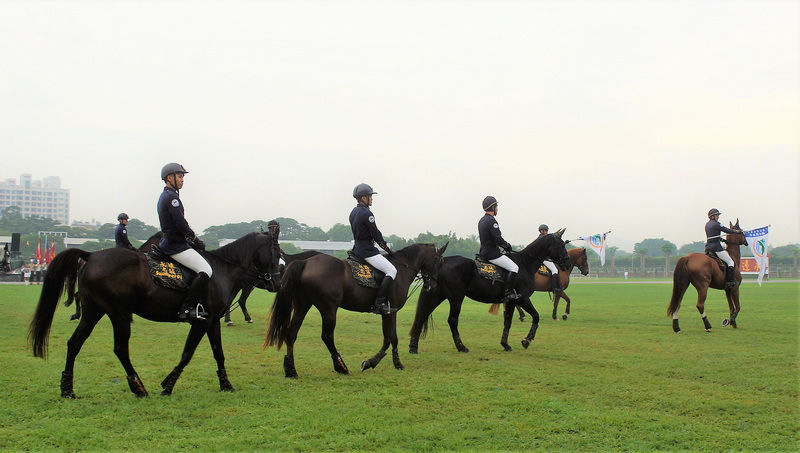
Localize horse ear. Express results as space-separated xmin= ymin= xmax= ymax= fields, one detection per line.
xmin=735 ymin=218 xmax=740 ymax=229
xmin=555 ymin=228 xmax=565 ymax=239
xmin=438 ymin=241 xmax=449 ymax=256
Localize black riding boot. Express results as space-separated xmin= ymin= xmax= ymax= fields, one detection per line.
xmin=179 ymin=272 xmax=210 ymax=321
xmin=372 ymin=276 xmax=396 ymax=315
xmin=550 ymin=273 xmax=562 ymax=293
xmin=725 ymin=266 xmax=736 ymax=289
xmin=502 ymin=272 xmax=521 ymax=303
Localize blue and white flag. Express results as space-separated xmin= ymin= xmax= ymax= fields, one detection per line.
xmin=580 ymin=233 xmax=607 ymax=266
xmin=744 ymin=226 xmax=769 ymax=286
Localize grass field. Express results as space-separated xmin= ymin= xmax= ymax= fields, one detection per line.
xmin=1 ymin=280 xmax=797 ymax=451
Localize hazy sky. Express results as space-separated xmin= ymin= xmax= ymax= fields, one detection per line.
xmin=2 ymin=0 xmax=798 ymax=252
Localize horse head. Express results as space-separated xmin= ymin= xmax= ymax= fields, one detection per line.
xmin=574 ymin=248 xmax=590 ymax=276
xmin=424 ymin=241 xmax=449 ymax=291
xmin=727 ymin=219 xmax=748 ymax=247
xmin=253 ymin=231 xmax=283 ymax=292
xmin=549 ymin=228 xmax=571 ymax=271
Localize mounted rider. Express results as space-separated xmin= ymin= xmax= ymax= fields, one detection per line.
xmin=349 ymin=183 xmax=397 ymax=315
xmin=705 ymin=208 xmax=740 ymax=289
xmin=115 ymin=213 xmax=136 ymax=250
xmin=478 ymin=196 xmax=521 ymax=303
xmin=537 ymin=224 xmax=562 ymax=293
xmin=157 ymin=162 xmax=212 ymax=321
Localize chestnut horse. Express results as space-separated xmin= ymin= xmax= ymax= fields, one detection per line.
xmin=491 ymin=247 xmax=590 ymax=321
xmin=667 ymin=220 xmax=747 ymax=333
xmin=28 ymin=232 xmax=281 ymax=398
xmin=264 ymin=243 xmax=445 ymax=377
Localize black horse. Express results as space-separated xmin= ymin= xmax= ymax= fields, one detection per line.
xmin=28 ymin=232 xmax=281 ymax=398
xmin=265 ymin=243 xmax=445 ymax=378
xmin=224 ymin=250 xmax=321 ymax=325
xmin=70 ymin=231 xmax=165 ymax=321
xmin=409 ymin=229 xmax=570 ymax=354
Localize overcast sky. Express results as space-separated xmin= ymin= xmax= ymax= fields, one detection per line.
xmin=2 ymin=0 xmax=798 ymax=252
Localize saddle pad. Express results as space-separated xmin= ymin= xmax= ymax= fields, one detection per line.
xmin=705 ymin=252 xmax=727 ymax=271
xmin=147 ymin=254 xmax=193 ymax=291
xmin=345 ymin=258 xmax=380 ymax=289
xmin=474 ymin=260 xmax=504 ymax=283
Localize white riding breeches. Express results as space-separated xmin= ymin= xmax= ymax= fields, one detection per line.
xmin=171 ymin=248 xmax=213 ymax=277
xmin=365 ymin=253 xmax=397 ymax=279
xmin=543 ymin=260 xmax=559 ymax=274
xmin=715 ymin=250 xmax=734 ymax=268
xmin=490 ymin=254 xmax=519 ymax=273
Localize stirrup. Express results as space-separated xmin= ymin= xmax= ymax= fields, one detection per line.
xmin=371 ymin=300 xmax=397 ymax=315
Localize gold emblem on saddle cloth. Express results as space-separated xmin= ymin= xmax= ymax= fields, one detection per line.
xmin=154 ymin=261 xmax=184 ymax=282
xmin=354 ymin=262 xmax=373 ymax=280
xmin=475 ymin=261 xmax=503 ymax=282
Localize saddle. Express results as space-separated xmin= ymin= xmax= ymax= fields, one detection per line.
xmin=705 ymin=251 xmax=727 ymax=271
xmin=146 ymin=246 xmax=195 ymax=291
xmin=474 ymin=255 xmax=505 ymax=283
xmin=345 ymin=251 xmax=382 ymax=289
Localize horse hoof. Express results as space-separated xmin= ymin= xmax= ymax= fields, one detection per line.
xmin=502 ymin=345 xmax=513 ymax=352
xmin=226 ymin=322 xmax=234 ymax=327
xmin=61 ymin=392 xmax=77 ymax=399
xmin=246 ymin=319 xmax=253 ymax=324
xmin=673 ymin=329 xmax=681 ymax=334
xmin=521 ymin=338 xmax=530 ymax=349
xmin=360 ymin=360 xmax=371 ymax=372
xmin=705 ymin=329 xmax=713 ymax=333
xmin=408 ymin=348 xmax=418 ymax=354
xmin=285 ymin=371 xmax=298 ymax=379
xmin=562 ymin=314 xmax=568 ymax=321
xmin=458 ymin=347 xmax=470 ymax=353
xmin=722 ymin=318 xmax=730 ymax=327
xmin=160 ymin=390 xmax=172 ymax=396
xmin=395 ymin=363 xmax=405 ymax=371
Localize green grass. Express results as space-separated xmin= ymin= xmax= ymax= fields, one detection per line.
xmin=1 ymin=281 xmax=798 ymax=451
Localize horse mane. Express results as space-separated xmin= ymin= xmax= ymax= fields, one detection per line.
xmin=211 ymin=232 xmax=267 ymax=263
xmin=519 ymin=234 xmax=550 ymax=256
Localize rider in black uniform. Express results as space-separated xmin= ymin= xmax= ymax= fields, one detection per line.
xmin=115 ymin=213 xmax=136 ymax=250
xmin=157 ymin=162 xmax=212 ymax=321
xmin=478 ymin=196 xmax=520 ymax=303
xmin=705 ymin=208 xmax=740 ymax=289
xmin=350 ymin=183 xmax=397 ymax=315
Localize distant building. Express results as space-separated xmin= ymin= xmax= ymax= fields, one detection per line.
xmin=0 ymin=174 xmax=70 ymax=224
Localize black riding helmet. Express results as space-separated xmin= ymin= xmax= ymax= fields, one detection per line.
xmin=161 ymin=162 xmax=188 ymax=181
xmin=708 ymin=208 xmax=721 ymax=218
xmin=353 ymin=183 xmax=377 ymax=200
xmin=482 ymin=196 xmax=498 ymax=211
xmin=538 ymin=224 xmax=549 ymax=232
xmin=118 ymin=213 xmax=129 ymax=221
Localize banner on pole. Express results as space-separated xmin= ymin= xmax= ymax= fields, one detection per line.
xmin=580 ymin=233 xmax=607 ymax=266
xmin=744 ymin=226 xmax=769 ymax=286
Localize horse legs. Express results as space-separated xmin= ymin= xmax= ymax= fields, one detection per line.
xmin=408 ymin=291 xmax=446 ymax=354
xmin=282 ymin=302 xmax=312 ymax=378
xmin=318 ymin=307 xmax=350 ymax=375
xmin=723 ymin=286 xmax=741 ymax=328
xmin=500 ymin=303 xmax=514 ymax=352
xmin=446 ymin=298 xmax=470 ymax=353
xmin=695 ymin=286 xmax=713 ymax=332
xmin=61 ymin=304 xmax=104 ymax=398
xmin=560 ymin=292 xmax=572 ymax=320
xmin=362 ymin=313 xmax=401 ymax=371
xmin=206 ymin=322 xmax=234 ymax=391
xmin=109 ymin=313 xmax=148 ymax=397
xmin=70 ymin=293 xmax=81 ymax=321
xmin=517 ymin=298 xmax=540 ymax=349
xmin=160 ymin=322 xmax=210 ymax=396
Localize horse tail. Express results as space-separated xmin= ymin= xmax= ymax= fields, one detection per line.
xmin=488 ymin=303 xmax=501 ymax=315
xmin=667 ymin=256 xmax=690 ymax=316
xmin=28 ymin=249 xmax=90 ymax=359
xmin=265 ymin=260 xmax=305 ymax=350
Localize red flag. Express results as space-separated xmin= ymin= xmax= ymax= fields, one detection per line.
xmin=43 ymin=236 xmax=49 ymax=265
xmin=36 ymin=237 xmax=42 ymax=264
xmin=50 ymin=240 xmax=56 ymax=262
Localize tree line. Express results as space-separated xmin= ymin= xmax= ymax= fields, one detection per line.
xmin=1 ymin=207 xmax=798 ymax=270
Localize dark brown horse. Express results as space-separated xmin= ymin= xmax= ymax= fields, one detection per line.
xmin=264 ymin=243 xmax=445 ymax=377
xmin=408 ymin=230 xmax=571 ymax=354
xmin=70 ymin=231 xmax=164 ymax=321
xmin=490 ymin=247 xmax=590 ymax=321
xmin=667 ymin=220 xmax=747 ymax=333
xmin=28 ymin=232 xmax=281 ymax=398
